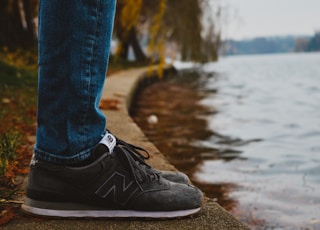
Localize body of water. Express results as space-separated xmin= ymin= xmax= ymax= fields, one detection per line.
xmin=195 ymin=53 xmax=320 ymax=229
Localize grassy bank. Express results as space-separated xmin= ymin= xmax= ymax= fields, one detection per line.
xmin=0 ymin=58 xmax=38 ymax=184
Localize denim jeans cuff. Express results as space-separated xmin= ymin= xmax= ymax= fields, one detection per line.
xmin=33 ymin=145 xmax=94 ymax=165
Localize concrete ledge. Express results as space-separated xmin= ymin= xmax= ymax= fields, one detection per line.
xmin=4 ymin=66 xmax=249 ymax=229
xmin=101 ymin=66 xmax=179 ymax=172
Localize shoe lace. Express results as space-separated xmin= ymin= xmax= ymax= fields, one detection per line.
xmin=115 ymin=137 xmax=160 ymax=183
xmin=116 ymin=138 xmax=150 ymax=160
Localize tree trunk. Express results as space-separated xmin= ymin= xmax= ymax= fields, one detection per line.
xmin=128 ymin=28 xmax=147 ymax=62
xmin=118 ymin=41 xmax=129 ymax=60
xmin=22 ymin=0 xmax=37 ymax=47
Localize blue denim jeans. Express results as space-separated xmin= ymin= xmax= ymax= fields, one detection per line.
xmin=35 ymin=0 xmax=116 ymax=164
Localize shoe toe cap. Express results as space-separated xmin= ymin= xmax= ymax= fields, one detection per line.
xmin=160 ymin=171 xmax=190 ymax=184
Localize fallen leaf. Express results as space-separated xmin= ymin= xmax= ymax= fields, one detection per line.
xmin=99 ymin=99 xmax=121 ymax=110
xmin=0 ymin=206 xmax=16 ymax=226
xmin=2 ymin=98 xmax=11 ymax=104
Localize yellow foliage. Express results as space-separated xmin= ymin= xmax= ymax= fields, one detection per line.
xmin=148 ymin=0 xmax=167 ymax=78
xmin=0 ymin=48 xmax=38 ymax=70
xmin=119 ymin=0 xmax=143 ymax=36
xmin=117 ymin=0 xmax=167 ymax=77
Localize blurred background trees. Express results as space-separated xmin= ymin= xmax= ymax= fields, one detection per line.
xmin=114 ymin=0 xmax=223 ymax=63
xmin=0 ymin=0 xmax=38 ymax=50
xmin=0 ymin=0 xmax=224 ymax=63
xmin=1 ymin=1 xmax=320 ymax=63
xmin=306 ymin=32 xmax=320 ymax=51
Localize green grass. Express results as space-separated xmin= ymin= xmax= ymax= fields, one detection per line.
xmin=0 ymin=60 xmax=37 ymax=88
xmin=0 ymin=59 xmax=38 ymax=182
xmin=0 ymin=132 xmax=20 ymax=178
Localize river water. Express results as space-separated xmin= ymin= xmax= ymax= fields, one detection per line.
xmin=194 ymin=53 xmax=320 ymax=229
xmin=132 ymin=52 xmax=320 ymax=229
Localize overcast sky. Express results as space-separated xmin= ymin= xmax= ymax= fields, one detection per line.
xmin=219 ymin=0 xmax=320 ymax=40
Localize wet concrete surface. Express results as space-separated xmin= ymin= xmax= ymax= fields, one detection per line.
xmin=131 ymin=72 xmax=241 ymax=212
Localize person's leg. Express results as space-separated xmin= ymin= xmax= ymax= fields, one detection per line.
xmin=35 ymin=0 xmax=115 ymax=164
xmin=22 ymin=0 xmax=203 ymax=218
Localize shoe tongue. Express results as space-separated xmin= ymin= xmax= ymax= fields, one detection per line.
xmin=99 ymin=132 xmax=116 ymax=153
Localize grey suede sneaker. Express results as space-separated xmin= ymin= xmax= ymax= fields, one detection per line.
xmin=22 ymin=134 xmax=203 ymax=218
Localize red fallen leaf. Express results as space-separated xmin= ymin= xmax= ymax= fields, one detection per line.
xmin=99 ymin=99 xmax=121 ymax=110
xmin=0 ymin=206 xmax=16 ymax=226
xmin=14 ymin=168 xmax=29 ymax=175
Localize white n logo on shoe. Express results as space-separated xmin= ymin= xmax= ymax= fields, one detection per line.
xmin=95 ymin=172 xmax=139 ymax=205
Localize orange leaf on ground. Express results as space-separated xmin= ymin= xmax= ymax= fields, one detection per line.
xmin=0 ymin=206 xmax=16 ymax=226
xmin=99 ymin=99 xmax=121 ymax=110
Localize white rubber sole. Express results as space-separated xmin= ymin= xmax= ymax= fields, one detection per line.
xmin=21 ymin=197 xmax=201 ymax=219
xmin=21 ymin=204 xmax=200 ymax=218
